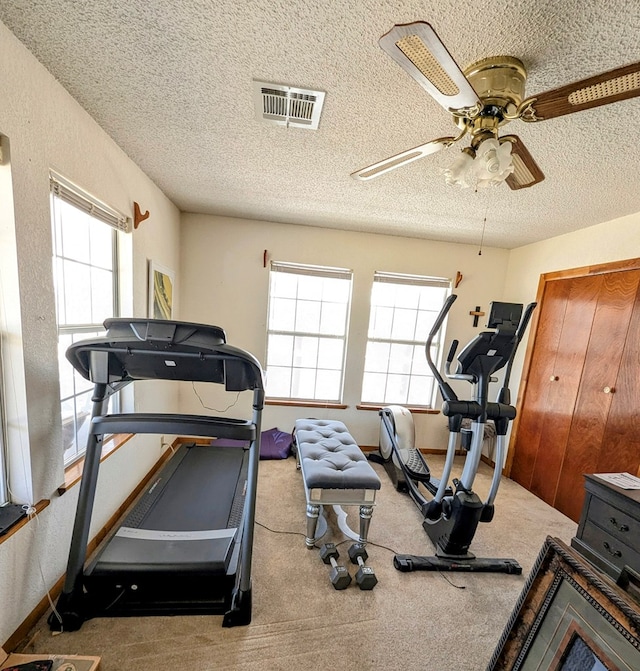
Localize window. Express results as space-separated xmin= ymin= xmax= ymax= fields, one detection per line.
xmin=265 ymin=262 xmax=352 ymax=403
xmin=50 ymin=173 xmax=128 ymax=464
xmin=361 ymin=271 xmax=450 ymax=407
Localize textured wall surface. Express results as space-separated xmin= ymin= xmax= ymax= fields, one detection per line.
xmin=0 ymin=21 xmax=181 ymax=644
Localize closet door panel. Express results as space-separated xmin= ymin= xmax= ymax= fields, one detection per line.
xmin=598 ymin=280 xmax=640 ymax=475
xmin=510 ymin=279 xmax=571 ymax=489
xmin=528 ymin=274 xmax=602 ymax=506
xmin=555 ymin=270 xmax=640 ymax=521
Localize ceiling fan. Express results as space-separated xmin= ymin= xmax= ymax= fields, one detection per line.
xmin=352 ymin=21 xmax=640 ymax=190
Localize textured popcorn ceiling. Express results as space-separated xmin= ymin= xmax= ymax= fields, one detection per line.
xmin=2 ymin=0 xmax=640 ymax=249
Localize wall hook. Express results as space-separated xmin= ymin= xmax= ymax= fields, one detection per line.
xmin=455 ymin=271 xmax=463 ymax=288
xmin=133 ymin=201 xmax=150 ymax=229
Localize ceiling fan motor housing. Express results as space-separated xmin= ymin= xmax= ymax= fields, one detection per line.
xmin=460 ymin=56 xmax=527 ymax=125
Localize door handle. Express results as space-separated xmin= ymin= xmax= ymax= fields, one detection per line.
xmin=603 ymin=386 xmax=615 ymax=394
xmin=549 ymin=375 xmax=559 ymax=382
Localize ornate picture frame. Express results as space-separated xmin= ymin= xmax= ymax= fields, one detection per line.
xmin=487 ymin=536 xmax=640 ymax=670
xmin=148 ymin=260 xmax=175 ymax=320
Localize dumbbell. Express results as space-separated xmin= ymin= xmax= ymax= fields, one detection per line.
xmin=348 ymin=543 xmax=378 ymax=590
xmin=319 ymin=543 xmax=351 ymax=590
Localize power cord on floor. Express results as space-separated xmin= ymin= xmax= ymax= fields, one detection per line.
xmin=255 ymin=520 xmax=307 ymax=539
xmin=24 ymin=506 xmax=66 ymax=632
xmin=255 ymin=520 xmax=465 ymax=589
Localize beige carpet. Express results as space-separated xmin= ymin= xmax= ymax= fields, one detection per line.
xmin=20 ymin=455 xmax=577 ymax=670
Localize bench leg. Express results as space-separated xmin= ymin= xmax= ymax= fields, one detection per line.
xmin=358 ymin=505 xmax=374 ymax=544
xmin=306 ymin=503 xmax=320 ymax=548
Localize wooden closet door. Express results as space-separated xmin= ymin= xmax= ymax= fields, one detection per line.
xmin=597 ymin=280 xmax=640 ymax=475
xmin=510 ymin=274 xmax=602 ymax=505
xmin=509 ymin=278 xmax=571 ymax=488
xmin=554 ymin=270 xmax=640 ymax=521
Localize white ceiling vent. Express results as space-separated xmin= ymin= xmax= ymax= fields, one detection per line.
xmin=253 ymin=81 xmax=325 ymax=130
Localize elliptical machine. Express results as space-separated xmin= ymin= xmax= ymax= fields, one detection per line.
xmin=376 ymin=294 xmax=536 ymax=573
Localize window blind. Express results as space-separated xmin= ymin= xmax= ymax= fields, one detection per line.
xmin=50 ymin=172 xmax=131 ymax=233
xmin=373 ymin=271 xmax=450 ymax=288
xmin=270 ymin=261 xmax=352 ymax=281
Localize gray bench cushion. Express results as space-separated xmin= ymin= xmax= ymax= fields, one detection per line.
xmin=295 ymin=419 xmax=381 ymax=490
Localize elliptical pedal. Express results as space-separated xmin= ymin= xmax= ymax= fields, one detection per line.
xmin=403 ymin=448 xmax=431 ymax=482
xmin=402 ymin=447 xmax=453 ymax=497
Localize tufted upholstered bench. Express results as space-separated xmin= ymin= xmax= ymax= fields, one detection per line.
xmin=293 ymin=419 xmax=381 ymax=548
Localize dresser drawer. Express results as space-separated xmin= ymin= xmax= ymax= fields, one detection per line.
xmin=587 ymin=495 xmax=640 ymax=544
xmin=580 ymin=520 xmax=640 ymax=575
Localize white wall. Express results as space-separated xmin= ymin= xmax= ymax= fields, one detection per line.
xmin=179 ymin=214 xmax=511 ymax=449
xmin=0 ymin=22 xmax=181 ymax=644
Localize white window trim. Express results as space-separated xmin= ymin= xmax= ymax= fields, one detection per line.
xmin=361 ymin=271 xmax=451 ymax=408
xmin=50 ymin=174 xmax=126 ymax=465
xmin=0 ymin=333 xmax=8 ymax=504
xmin=265 ymin=261 xmax=353 ymax=403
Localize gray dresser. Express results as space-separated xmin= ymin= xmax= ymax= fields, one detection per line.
xmin=571 ymin=474 xmax=640 ymax=581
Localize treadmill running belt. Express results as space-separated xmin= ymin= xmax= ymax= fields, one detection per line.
xmin=90 ymin=444 xmax=248 ymax=575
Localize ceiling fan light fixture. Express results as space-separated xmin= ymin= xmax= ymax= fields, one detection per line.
xmin=443 ymin=149 xmax=475 ymax=187
xmin=474 ymin=137 xmax=514 ymax=186
xmin=444 ymin=138 xmax=514 ymax=189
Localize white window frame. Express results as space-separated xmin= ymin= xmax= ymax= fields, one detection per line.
xmin=0 ymin=347 xmax=7 ymax=504
xmin=265 ymin=262 xmax=353 ymax=403
xmin=361 ymin=271 xmax=451 ymax=408
xmin=50 ymin=172 xmax=128 ymax=465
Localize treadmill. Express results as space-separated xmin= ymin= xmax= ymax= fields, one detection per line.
xmin=49 ymin=318 xmax=265 ymax=631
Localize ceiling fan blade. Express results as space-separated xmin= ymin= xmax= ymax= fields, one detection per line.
xmin=379 ymin=22 xmax=481 ymax=112
xmin=524 ymin=61 xmax=640 ymax=121
xmin=351 ymin=137 xmax=456 ymax=181
xmin=502 ymin=135 xmax=545 ymax=190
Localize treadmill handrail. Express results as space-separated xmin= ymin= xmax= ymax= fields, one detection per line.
xmin=91 ymin=413 xmax=257 ymax=440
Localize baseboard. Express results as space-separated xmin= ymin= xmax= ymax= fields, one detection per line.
xmin=3 ymin=442 xmax=177 ymax=653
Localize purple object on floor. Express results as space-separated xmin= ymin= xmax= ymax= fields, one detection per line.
xmin=212 ymin=428 xmax=292 ymax=460
xmin=259 ymin=427 xmax=292 ymax=459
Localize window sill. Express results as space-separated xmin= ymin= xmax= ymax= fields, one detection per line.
xmin=58 ymin=433 xmax=133 ymax=494
xmin=356 ymin=404 xmax=440 ymax=414
xmin=265 ymin=399 xmax=348 ymax=409
xmin=0 ymin=499 xmax=50 ymax=547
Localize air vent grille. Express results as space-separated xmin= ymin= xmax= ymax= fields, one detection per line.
xmin=253 ymin=81 xmax=326 ymax=129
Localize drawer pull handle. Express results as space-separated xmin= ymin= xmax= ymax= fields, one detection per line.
xmin=609 ymin=518 xmax=629 ymax=532
xmin=603 ymin=542 xmax=622 ymax=558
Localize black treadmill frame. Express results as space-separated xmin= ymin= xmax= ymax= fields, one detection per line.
xmin=50 ymin=318 xmax=265 ymax=630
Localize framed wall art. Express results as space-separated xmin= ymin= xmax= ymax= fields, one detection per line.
xmin=487 ymin=536 xmax=640 ymax=671
xmin=148 ymin=261 xmax=175 ymax=320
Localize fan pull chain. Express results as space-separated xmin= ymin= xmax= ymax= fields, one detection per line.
xmin=477 ymin=190 xmax=488 ymax=256
xmin=478 ymin=215 xmax=487 ymax=256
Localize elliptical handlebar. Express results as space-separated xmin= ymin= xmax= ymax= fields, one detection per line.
xmin=425 ymin=293 xmax=459 ymax=403
xmin=497 ymin=301 xmax=537 ymax=405
xmin=443 ymin=338 xmax=475 ymax=382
